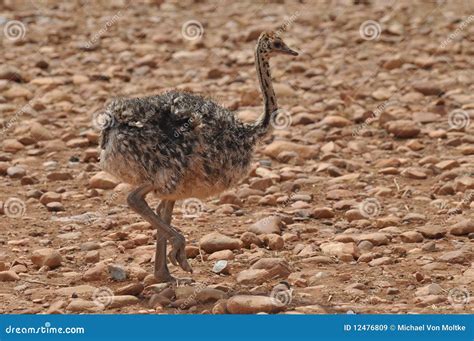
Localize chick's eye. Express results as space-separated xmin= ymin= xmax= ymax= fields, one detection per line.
xmin=274 ymin=41 xmax=282 ymax=48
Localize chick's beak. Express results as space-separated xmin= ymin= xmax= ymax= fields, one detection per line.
xmin=287 ymin=48 xmax=299 ymax=56
xmin=282 ymin=45 xmax=299 ymax=56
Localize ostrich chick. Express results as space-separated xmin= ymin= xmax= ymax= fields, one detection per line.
xmin=99 ymin=32 xmax=298 ymax=282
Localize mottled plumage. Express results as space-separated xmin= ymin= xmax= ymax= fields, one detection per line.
xmin=100 ymin=91 xmax=258 ymax=199
xmin=98 ymin=31 xmax=298 ymax=282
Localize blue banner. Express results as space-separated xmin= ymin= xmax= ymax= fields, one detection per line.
xmin=0 ymin=314 xmax=472 ymax=340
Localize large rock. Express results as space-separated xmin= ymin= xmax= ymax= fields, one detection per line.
xmin=416 ymin=225 xmax=446 ymax=239
xmin=450 ymin=220 xmax=474 ymax=236
xmin=415 ymin=283 xmax=443 ymax=296
xmin=435 ymin=160 xmax=459 ymax=171
xmin=386 ymin=120 xmax=420 ymax=138
xmin=402 ymin=167 xmax=428 ymax=179
xmin=199 ymin=232 xmax=241 ymax=253
xmin=320 ymin=115 xmax=351 ymax=127
xmin=67 ymin=299 xmax=101 ymax=312
xmin=438 ymin=250 xmax=467 ymax=264
xmin=320 ymin=242 xmax=359 ymax=260
xmin=454 ymin=176 xmax=474 ymax=192
xmin=345 ymin=209 xmax=364 ymax=222
xmin=172 ymin=50 xmax=207 ymax=62
xmin=412 ymin=111 xmax=440 ymax=123
xmin=29 ymin=122 xmax=54 ymax=141
xmin=250 ymin=258 xmax=291 ymax=278
xmin=39 ymin=192 xmax=62 ymax=205
xmin=240 ymin=232 xmax=263 ymax=248
xmin=326 ymin=190 xmax=354 ymax=200
xmin=226 ymin=295 xmax=286 ymax=314
xmin=236 ymin=269 xmax=270 ymax=285
xmin=357 ymin=233 xmax=389 ymax=246
xmin=212 ymin=260 xmax=230 ymax=274
xmin=0 ymin=65 xmax=24 ymax=82
xmin=219 ymin=192 xmax=242 ymax=206
xmin=368 ymin=256 xmax=393 ymax=266
xmin=115 ymin=282 xmax=144 ymax=296
xmin=383 ymin=56 xmax=404 ymax=70
xmin=311 ymin=207 xmax=335 ymax=219
xmin=83 ymin=263 xmax=108 ymax=281
xmin=413 ymin=82 xmax=443 ymax=96
xmin=249 ymin=216 xmax=283 ymax=235
xmin=3 ymin=139 xmax=24 ymax=153
xmin=89 ymin=171 xmax=120 ymax=190
xmin=56 ymin=285 xmax=97 ymax=296
xmin=6 ymin=166 xmax=26 ymax=179
xmin=237 ymin=258 xmax=290 ymax=284
xmin=4 ymin=86 xmax=32 ymax=99
xmin=108 ymin=295 xmax=140 ymax=308
xmin=263 ymin=141 xmax=318 ymax=160
xmin=208 ymin=250 xmax=234 ymax=261
xmin=262 ymin=234 xmax=284 ymax=250
xmin=196 ymin=288 xmax=226 ymax=303
xmin=31 ymin=248 xmax=63 ymax=269
xmin=400 ymin=231 xmax=424 ymax=243
xmin=0 ymin=270 xmax=20 ymax=281
xmin=108 ymin=264 xmax=128 ymax=281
